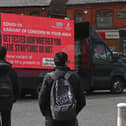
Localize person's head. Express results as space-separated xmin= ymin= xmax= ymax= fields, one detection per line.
xmin=54 ymin=51 xmax=69 ymax=66
xmin=0 ymin=46 xmax=7 ymax=60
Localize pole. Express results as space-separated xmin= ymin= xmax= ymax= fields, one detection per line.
xmin=117 ymin=103 xmax=126 ymax=126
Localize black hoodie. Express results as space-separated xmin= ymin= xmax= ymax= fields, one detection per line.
xmin=0 ymin=59 xmax=19 ymax=102
xmin=38 ymin=65 xmax=86 ymax=126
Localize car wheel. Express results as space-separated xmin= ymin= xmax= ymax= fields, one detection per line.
xmin=111 ymin=77 xmax=124 ymax=93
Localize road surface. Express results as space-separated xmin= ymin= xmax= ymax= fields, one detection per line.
xmin=11 ymin=91 xmax=126 ymax=126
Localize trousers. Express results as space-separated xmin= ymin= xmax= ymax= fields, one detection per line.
xmin=45 ymin=117 xmax=78 ymax=126
xmin=0 ymin=110 xmax=11 ymax=126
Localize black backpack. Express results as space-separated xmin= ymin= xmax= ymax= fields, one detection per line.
xmin=49 ymin=71 xmax=77 ymax=121
xmin=0 ymin=62 xmax=14 ymax=110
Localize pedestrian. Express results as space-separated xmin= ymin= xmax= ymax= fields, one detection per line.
xmin=38 ymin=51 xmax=86 ymax=126
xmin=0 ymin=46 xmax=19 ymax=126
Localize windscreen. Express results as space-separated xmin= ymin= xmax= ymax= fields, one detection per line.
xmin=119 ymin=29 xmax=126 ymax=55
xmin=1 ymin=13 xmax=75 ymax=69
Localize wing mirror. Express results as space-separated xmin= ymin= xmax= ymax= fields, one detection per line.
xmin=112 ymin=53 xmax=120 ymax=62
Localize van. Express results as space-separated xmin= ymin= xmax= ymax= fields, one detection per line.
xmin=75 ymin=22 xmax=126 ymax=93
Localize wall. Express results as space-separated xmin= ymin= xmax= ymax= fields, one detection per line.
xmin=0 ymin=7 xmax=48 ymax=17
xmin=66 ymin=3 xmax=126 ymax=52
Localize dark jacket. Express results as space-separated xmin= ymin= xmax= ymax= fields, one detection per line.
xmin=38 ymin=66 xmax=86 ymax=126
xmin=0 ymin=59 xmax=19 ymax=103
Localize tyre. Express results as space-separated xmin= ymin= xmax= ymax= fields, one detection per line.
xmin=32 ymin=84 xmax=41 ymax=98
xmin=31 ymin=91 xmax=38 ymax=99
xmin=86 ymin=89 xmax=93 ymax=94
xmin=20 ymin=90 xmax=26 ymax=98
xmin=37 ymin=83 xmax=42 ymax=95
xmin=111 ymin=77 xmax=124 ymax=93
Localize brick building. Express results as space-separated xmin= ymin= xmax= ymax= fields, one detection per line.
xmin=0 ymin=0 xmax=67 ymax=18
xmin=48 ymin=0 xmax=68 ymax=18
xmin=66 ymin=0 xmax=126 ymax=52
xmin=0 ymin=0 xmax=51 ymax=17
xmin=1 ymin=0 xmax=126 ymax=52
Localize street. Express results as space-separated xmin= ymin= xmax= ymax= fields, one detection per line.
xmin=11 ymin=91 xmax=126 ymax=126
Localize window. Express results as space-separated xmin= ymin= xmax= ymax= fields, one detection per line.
xmin=74 ymin=10 xmax=83 ymax=23
xmin=30 ymin=11 xmax=40 ymax=16
xmin=96 ymin=10 xmax=113 ymax=27
xmin=117 ymin=11 xmax=126 ymax=18
xmin=1 ymin=11 xmax=16 ymax=14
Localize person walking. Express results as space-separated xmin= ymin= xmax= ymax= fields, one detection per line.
xmin=0 ymin=46 xmax=19 ymax=126
xmin=39 ymin=51 xmax=86 ymax=126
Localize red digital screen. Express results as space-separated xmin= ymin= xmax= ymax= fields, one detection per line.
xmin=1 ymin=13 xmax=75 ymax=69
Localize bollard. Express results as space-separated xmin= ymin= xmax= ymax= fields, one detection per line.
xmin=117 ymin=103 xmax=126 ymax=126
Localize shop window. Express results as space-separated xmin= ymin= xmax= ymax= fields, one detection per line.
xmin=96 ymin=10 xmax=113 ymax=27
xmin=30 ymin=11 xmax=40 ymax=16
xmin=117 ymin=11 xmax=126 ymax=18
xmin=74 ymin=10 xmax=83 ymax=23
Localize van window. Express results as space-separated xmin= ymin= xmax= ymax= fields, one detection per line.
xmin=106 ymin=47 xmax=112 ymax=62
xmin=93 ymin=43 xmax=106 ymax=61
xmin=75 ymin=40 xmax=81 ymax=70
xmin=93 ymin=43 xmax=112 ymax=62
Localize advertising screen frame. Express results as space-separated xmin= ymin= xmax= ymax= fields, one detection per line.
xmin=1 ymin=13 xmax=75 ymax=70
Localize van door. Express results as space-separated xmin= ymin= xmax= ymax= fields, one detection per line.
xmin=92 ymin=42 xmax=113 ymax=90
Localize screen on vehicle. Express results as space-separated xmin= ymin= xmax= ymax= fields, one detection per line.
xmin=1 ymin=13 xmax=75 ymax=69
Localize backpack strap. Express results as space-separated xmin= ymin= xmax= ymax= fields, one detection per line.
xmin=48 ymin=72 xmax=64 ymax=80
xmin=47 ymin=72 xmax=56 ymax=80
xmin=64 ymin=71 xmax=73 ymax=80
xmin=48 ymin=71 xmax=71 ymax=80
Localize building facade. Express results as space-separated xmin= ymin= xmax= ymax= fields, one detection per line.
xmin=0 ymin=7 xmax=48 ymax=17
xmin=0 ymin=0 xmax=52 ymax=17
xmin=1 ymin=0 xmax=126 ymax=52
xmin=66 ymin=1 xmax=126 ymax=52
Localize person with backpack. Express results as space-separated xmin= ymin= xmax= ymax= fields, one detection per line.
xmin=0 ymin=46 xmax=19 ymax=126
xmin=38 ymin=51 xmax=86 ymax=126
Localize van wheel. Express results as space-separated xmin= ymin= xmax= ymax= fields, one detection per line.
xmin=32 ymin=84 xmax=41 ymax=98
xmin=86 ymin=88 xmax=93 ymax=94
xmin=37 ymin=84 xmax=42 ymax=95
xmin=31 ymin=91 xmax=38 ymax=99
xmin=111 ymin=77 xmax=124 ymax=93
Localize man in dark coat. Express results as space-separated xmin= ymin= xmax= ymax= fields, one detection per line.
xmin=39 ymin=51 xmax=86 ymax=126
xmin=0 ymin=46 xmax=19 ymax=126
